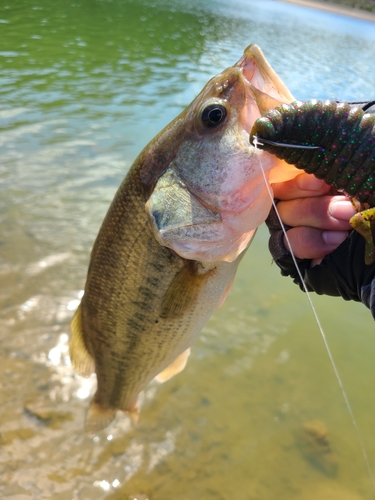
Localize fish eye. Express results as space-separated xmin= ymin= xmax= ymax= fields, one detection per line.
xmin=201 ymin=104 xmax=227 ymax=128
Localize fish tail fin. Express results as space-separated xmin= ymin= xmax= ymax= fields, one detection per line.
xmin=85 ymin=400 xmax=140 ymax=433
xmin=85 ymin=401 xmax=117 ymax=434
xmin=69 ymin=303 xmax=95 ymax=377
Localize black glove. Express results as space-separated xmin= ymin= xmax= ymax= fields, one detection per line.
xmin=266 ymin=206 xmax=375 ymax=302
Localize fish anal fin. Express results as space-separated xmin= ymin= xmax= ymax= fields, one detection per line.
xmin=160 ymin=261 xmax=215 ymax=319
xmin=155 ymin=348 xmax=191 ymax=384
xmin=69 ymin=304 xmax=95 ymax=377
xmin=85 ymin=401 xmax=116 ymax=434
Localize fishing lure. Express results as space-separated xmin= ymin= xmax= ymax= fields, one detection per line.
xmin=250 ymin=99 xmax=375 ymax=264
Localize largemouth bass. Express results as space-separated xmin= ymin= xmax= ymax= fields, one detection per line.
xmin=70 ymin=44 xmax=298 ymax=433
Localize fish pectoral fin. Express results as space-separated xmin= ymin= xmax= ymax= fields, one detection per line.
xmin=160 ymin=261 xmax=215 ymax=319
xmin=216 ymin=273 xmax=236 ymax=309
xmin=69 ymin=304 xmax=95 ymax=377
xmin=155 ymin=348 xmax=191 ymax=383
xmin=85 ymin=401 xmax=117 ymax=434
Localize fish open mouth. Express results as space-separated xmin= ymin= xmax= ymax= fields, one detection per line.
xmin=146 ymin=44 xmax=298 ymax=263
xmin=235 ymin=44 xmax=295 ymax=134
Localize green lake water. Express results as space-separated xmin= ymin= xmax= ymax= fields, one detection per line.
xmin=1 ymin=0 xmax=375 ymax=498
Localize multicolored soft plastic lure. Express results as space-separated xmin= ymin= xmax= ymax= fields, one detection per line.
xmin=251 ymin=99 xmax=375 ymax=264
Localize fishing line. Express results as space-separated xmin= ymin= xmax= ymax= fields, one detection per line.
xmin=253 ymin=135 xmax=375 ymax=491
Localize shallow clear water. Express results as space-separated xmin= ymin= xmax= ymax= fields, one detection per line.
xmin=1 ymin=0 xmax=375 ymax=498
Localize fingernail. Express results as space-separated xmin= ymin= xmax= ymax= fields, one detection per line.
xmin=328 ymin=200 xmax=356 ymax=220
xmin=296 ymin=175 xmax=324 ymax=191
xmin=322 ymin=230 xmax=348 ymax=246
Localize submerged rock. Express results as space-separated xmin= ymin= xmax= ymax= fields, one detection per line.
xmin=24 ymin=397 xmax=73 ymax=428
xmin=296 ymin=420 xmax=338 ymax=477
xmin=0 ymin=428 xmax=35 ymax=446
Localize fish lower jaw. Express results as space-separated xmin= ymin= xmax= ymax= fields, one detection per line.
xmin=162 ymin=228 xmax=256 ymax=263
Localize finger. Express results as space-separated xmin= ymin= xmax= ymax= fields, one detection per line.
xmin=283 ymin=227 xmax=349 ymax=260
xmin=276 ymin=195 xmax=356 ymax=230
xmin=272 ymin=173 xmax=332 ymax=200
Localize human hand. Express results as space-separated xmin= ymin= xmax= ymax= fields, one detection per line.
xmin=266 ymin=171 xmax=375 ymax=306
xmin=260 ymin=99 xmax=375 ymax=311
xmin=271 ymin=172 xmax=356 ymax=263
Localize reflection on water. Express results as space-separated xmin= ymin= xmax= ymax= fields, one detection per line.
xmin=1 ymin=0 xmax=375 ymax=498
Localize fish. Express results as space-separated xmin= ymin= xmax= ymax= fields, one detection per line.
xmin=250 ymin=99 xmax=375 ymax=263
xmin=69 ymin=44 xmax=299 ymax=433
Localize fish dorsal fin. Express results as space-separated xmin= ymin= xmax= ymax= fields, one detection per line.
xmin=69 ymin=303 xmax=95 ymax=377
xmin=155 ymin=348 xmax=191 ymax=383
xmin=160 ymin=261 xmax=215 ymax=319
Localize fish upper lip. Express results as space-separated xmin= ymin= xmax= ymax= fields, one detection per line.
xmin=236 ymin=44 xmax=294 ymax=103
xmin=233 ymin=44 xmax=295 ymax=135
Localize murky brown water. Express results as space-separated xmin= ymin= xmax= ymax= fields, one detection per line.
xmin=1 ymin=0 xmax=375 ymax=498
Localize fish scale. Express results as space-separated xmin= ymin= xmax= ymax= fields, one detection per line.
xmin=71 ymin=154 xmax=242 ymax=432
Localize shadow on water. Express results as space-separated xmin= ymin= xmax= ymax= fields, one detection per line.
xmin=1 ymin=0 xmax=375 ymax=498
